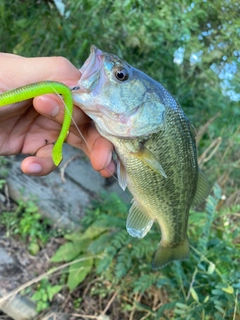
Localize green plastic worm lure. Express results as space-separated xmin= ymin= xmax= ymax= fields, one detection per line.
xmin=0 ymin=81 xmax=73 ymax=166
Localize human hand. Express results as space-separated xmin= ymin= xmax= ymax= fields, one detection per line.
xmin=0 ymin=53 xmax=115 ymax=177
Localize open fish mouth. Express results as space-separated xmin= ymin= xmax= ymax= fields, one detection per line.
xmin=78 ymin=45 xmax=104 ymax=91
xmin=74 ymin=46 xmax=140 ymax=132
xmin=72 ymin=45 xmax=163 ymax=138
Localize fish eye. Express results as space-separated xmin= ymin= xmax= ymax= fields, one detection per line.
xmin=114 ymin=67 xmax=129 ymax=81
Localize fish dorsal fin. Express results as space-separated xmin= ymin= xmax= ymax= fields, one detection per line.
xmin=127 ymin=199 xmax=154 ymax=239
xmin=192 ymin=169 xmax=210 ymax=206
xmin=117 ymin=158 xmax=128 ymax=191
xmin=134 ymin=144 xmax=167 ymax=178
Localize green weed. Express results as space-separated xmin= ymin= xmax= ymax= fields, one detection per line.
xmin=31 ymin=279 xmax=62 ymax=312
xmin=0 ymin=199 xmax=53 ymax=254
xmin=50 ymin=186 xmax=239 ymax=319
xmin=0 ymin=157 xmax=11 ymax=179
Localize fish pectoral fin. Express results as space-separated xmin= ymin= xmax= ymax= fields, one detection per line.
xmin=192 ymin=169 xmax=210 ymax=206
xmin=133 ymin=144 xmax=167 ymax=178
xmin=152 ymin=239 xmax=190 ymax=270
xmin=127 ymin=200 xmax=154 ymax=238
xmin=117 ymin=158 xmax=128 ymax=191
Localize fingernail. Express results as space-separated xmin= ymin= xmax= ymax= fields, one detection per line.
xmin=37 ymin=96 xmax=60 ymax=117
xmin=27 ymin=163 xmax=43 ymax=174
xmin=106 ymin=152 xmax=112 ymax=167
xmin=106 ymin=160 xmax=116 ymax=175
xmin=52 ymin=105 xmax=59 ymax=117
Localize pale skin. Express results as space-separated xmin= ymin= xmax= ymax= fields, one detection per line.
xmin=0 ymin=53 xmax=115 ymax=177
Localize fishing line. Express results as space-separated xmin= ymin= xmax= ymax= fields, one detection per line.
xmin=189 ymin=243 xmax=214 ymax=266
xmin=175 ymin=226 xmax=217 ymax=273
xmin=51 ymin=86 xmax=118 ymax=181
xmin=50 ymin=86 xmax=89 ymax=148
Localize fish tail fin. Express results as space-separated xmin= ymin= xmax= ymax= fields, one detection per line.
xmin=152 ymin=240 xmax=190 ymax=270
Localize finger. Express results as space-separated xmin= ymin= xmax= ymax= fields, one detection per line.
xmin=66 ymin=128 xmax=116 ymax=178
xmin=67 ymin=122 xmax=115 ymax=176
xmin=0 ymin=55 xmax=81 ymax=90
xmin=34 ymin=94 xmax=93 ymax=155
xmin=89 ymin=135 xmax=116 ymax=176
xmin=34 ymin=94 xmax=116 ymax=177
xmin=99 ymin=160 xmax=116 ymax=178
xmin=21 ymin=144 xmax=56 ymax=176
xmin=33 ymin=94 xmax=91 ymax=154
xmin=33 ymin=94 xmax=90 ymax=126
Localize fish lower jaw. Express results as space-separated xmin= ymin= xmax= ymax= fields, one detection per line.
xmin=88 ymin=112 xmax=135 ymax=138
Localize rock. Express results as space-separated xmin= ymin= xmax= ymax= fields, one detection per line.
xmin=6 ymin=145 xmax=131 ymax=230
xmin=0 ymin=289 xmax=37 ymax=320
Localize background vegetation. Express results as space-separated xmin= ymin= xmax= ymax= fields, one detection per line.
xmin=0 ymin=0 xmax=239 ymax=319
xmin=1 ymin=0 xmax=239 ymax=190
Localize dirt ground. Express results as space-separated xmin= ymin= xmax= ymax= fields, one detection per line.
xmin=0 ymin=151 xmax=134 ymax=320
xmin=0 ymin=208 xmax=129 ymax=320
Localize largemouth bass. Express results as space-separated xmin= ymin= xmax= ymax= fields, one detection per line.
xmin=72 ymin=46 xmax=209 ymax=269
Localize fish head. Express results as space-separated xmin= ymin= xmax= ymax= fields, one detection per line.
xmin=72 ymin=45 xmax=166 ymax=138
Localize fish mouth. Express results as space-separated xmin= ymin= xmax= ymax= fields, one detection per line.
xmin=78 ymin=45 xmax=104 ymax=91
xmin=73 ymin=46 xmax=141 ymax=136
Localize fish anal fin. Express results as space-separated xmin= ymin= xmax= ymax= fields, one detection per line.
xmin=152 ymin=239 xmax=190 ymax=270
xmin=117 ymin=158 xmax=128 ymax=191
xmin=133 ymin=144 xmax=167 ymax=178
xmin=192 ymin=169 xmax=210 ymax=206
xmin=127 ymin=200 xmax=154 ymax=239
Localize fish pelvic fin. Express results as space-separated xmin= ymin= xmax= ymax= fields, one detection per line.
xmin=152 ymin=239 xmax=190 ymax=270
xmin=127 ymin=200 xmax=154 ymax=238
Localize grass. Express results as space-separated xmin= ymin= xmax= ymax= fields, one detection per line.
xmin=1 ymin=185 xmax=238 ymax=319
